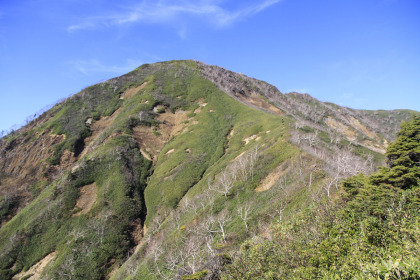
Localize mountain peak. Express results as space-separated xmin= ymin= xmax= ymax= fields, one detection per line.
xmin=0 ymin=61 xmax=417 ymax=280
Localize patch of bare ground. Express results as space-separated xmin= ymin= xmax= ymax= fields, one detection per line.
xmin=133 ymin=109 xmax=190 ymax=162
xmin=363 ymin=140 xmax=386 ymax=154
xmin=140 ymin=148 xmax=152 ymax=161
xmin=12 ymin=252 xmax=56 ymax=280
xmin=243 ymin=134 xmax=258 ymax=145
xmin=255 ymin=162 xmax=289 ymax=192
xmin=133 ymin=127 xmax=165 ymax=162
xmin=120 ymin=82 xmax=148 ymax=99
xmin=234 ymin=151 xmax=245 ymax=161
xmin=0 ymin=132 xmax=66 ymax=222
xmin=0 ymin=132 xmax=64 ymax=183
xmin=233 ymin=90 xmax=283 ymax=116
xmin=349 ymin=116 xmax=377 ymax=139
xmin=325 ymin=116 xmax=357 ymax=141
xmin=194 ymin=99 xmax=208 ymax=114
xmin=79 ymin=107 xmax=122 ymax=158
xmin=326 ymin=116 xmax=387 ymax=154
xmin=73 ymin=182 xmax=97 ymax=216
xmin=153 ymin=105 xmax=165 ymax=113
xmin=228 ymin=129 xmax=234 ymax=140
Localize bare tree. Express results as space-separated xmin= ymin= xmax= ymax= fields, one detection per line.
xmin=270 ymin=182 xmax=291 ymax=223
xmin=69 ymin=229 xmax=85 ymax=243
xmin=237 ymin=205 xmax=251 ymax=232
xmin=217 ymin=211 xmax=231 ymax=241
xmin=209 ymin=171 xmax=235 ymax=199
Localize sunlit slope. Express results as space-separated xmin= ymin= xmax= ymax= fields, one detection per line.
xmin=0 ymin=60 xmax=416 ymax=280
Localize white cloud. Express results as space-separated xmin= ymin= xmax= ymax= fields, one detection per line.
xmin=68 ymin=59 xmax=144 ymax=75
xmin=67 ymin=0 xmax=281 ymax=32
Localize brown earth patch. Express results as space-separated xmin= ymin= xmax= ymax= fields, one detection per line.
xmin=153 ymin=105 xmax=166 ymax=113
xmin=120 ymin=82 xmax=147 ymax=100
xmin=140 ymin=148 xmax=152 ymax=161
xmin=255 ymin=162 xmax=288 ymax=192
xmin=156 ymin=110 xmax=190 ymax=138
xmin=243 ymin=135 xmax=257 ymax=145
xmin=325 ymin=116 xmax=357 ymax=141
xmin=59 ymin=150 xmax=76 ymax=170
xmin=233 ymin=151 xmax=246 ymax=161
xmin=194 ymin=99 xmax=208 ymax=114
xmin=166 ymin=149 xmax=175 ymax=155
xmin=0 ymin=133 xmax=64 ymax=182
xmin=73 ymin=182 xmax=97 ymax=216
xmin=0 ymin=132 xmax=66 ymax=221
xmin=326 ymin=116 xmax=386 ymax=153
xmin=133 ymin=127 xmax=165 ymax=162
xmin=80 ymin=107 xmax=122 ymax=158
xmin=133 ymin=109 xmax=190 ymax=162
xmin=234 ymin=90 xmax=283 ymax=116
xmin=13 ymin=252 xmax=56 ymax=280
xmin=349 ymin=116 xmax=377 ymax=139
xmin=228 ymin=129 xmax=235 ymax=139
xmin=363 ymin=140 xmax=386 ymax=154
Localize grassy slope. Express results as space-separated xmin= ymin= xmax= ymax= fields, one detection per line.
xmin=0 ymin=60 xmax=416 ymax=280
xmin=110 ymin=63 xmax=333 ymax=279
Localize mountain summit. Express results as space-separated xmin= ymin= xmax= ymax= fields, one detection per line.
xmin=0 ymin=60 xmax=417 ymax=279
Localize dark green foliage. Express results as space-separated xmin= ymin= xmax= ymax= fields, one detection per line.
xmin=371 ymin=115 xmax=420 ymax=189
xmin=0 ymin=196 xmax=18 ymax=223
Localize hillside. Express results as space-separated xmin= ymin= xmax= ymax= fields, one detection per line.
xmin=0 ymin=60 xmax=417 ymax=280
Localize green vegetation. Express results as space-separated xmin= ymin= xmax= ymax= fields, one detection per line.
xmin=0 ymin=60 xmax=417 ymax=280
xmin=223 ymin=116 xmax=420 ymax=279
xmin=0 ymin=134 xmax=152 ymax=279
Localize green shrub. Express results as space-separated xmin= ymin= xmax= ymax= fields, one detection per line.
xmin=181 ymin=270 xmax=209 ymax=280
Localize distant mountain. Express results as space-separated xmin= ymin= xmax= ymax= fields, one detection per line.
xmin=0 ymin=60 xmax=417 ymax=280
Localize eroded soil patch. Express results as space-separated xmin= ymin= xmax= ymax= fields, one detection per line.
xmin=133 ymin=109 xmax=190 ymax=161
xmin=120 ymin=82 xmax=148 ymax=100
xmin=234 ymin=90 xmax=283 ymax=116
xmin=73 ymin=182 xmax=97 ymax=216
xmin=80 ymin=107 xmax=122 ymax=158
xmin=12 ymin=252 xmax=56 ymax=280
xmin=255 ymin=162 xmax=289 ymax=192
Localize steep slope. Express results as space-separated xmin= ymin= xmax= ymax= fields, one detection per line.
xmin=224 ymin=115 xmax=420 ymax=279
xmin=0 ymin=60 xmax=416 ymax=280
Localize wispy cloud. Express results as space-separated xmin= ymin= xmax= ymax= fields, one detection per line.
xmin=67 ymin=0 xmax=281 ymax=32
xmin=68 ymin=59 xmax=144 ymax=75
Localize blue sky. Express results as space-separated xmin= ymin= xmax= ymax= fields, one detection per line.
xmin=0 ymin=0 xmax=419 ymax=132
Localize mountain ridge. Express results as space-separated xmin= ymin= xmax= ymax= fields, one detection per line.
xmin=0 ymin=60 xmax=417 ymax=279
